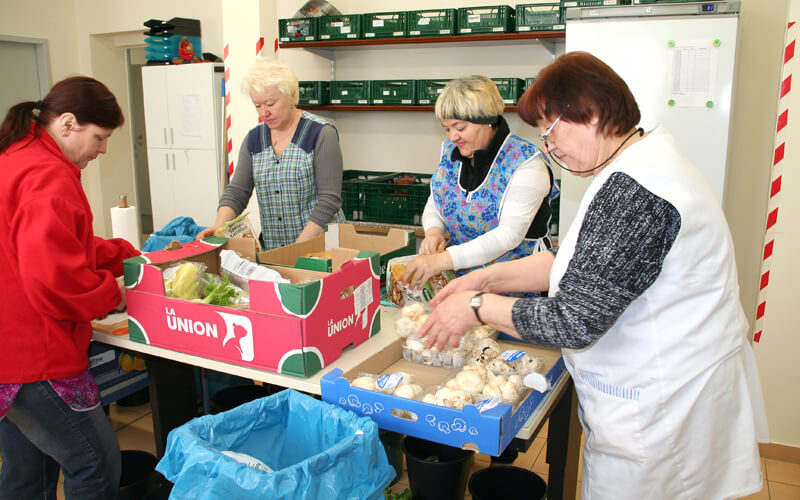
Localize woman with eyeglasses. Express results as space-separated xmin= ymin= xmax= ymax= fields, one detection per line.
xmin=418 ymin=52 xmax=767 ymax=499
xmin=399 ymin=75 xmax=555 ymax=290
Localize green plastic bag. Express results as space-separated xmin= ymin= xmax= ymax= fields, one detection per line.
xmin=157 ymin=389 xmax=395 ymax=499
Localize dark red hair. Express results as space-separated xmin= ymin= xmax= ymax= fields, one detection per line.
xmin=0 ymin=76 xmax=124 ymax=153
xmin=518 ymin=51 xmax=640 ymax=137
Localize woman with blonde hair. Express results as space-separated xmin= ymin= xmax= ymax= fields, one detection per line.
xmin=400 ymin=75 xmax=554 ymax=290
xmin=198 ymin=58 xmax=345 ymax=248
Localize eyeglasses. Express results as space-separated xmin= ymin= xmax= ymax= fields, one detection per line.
xmin=539 ymin=114 xmax=563 ymax=151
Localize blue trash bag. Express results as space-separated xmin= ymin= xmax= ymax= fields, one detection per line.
xmin=142 ymin=217 xmax=207 ymax=252
xmin=156 ymin=389 xmax=395 ymax=500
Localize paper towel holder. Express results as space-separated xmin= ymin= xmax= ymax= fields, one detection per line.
xmin=119 ymin=194 xmax=129 ymax=209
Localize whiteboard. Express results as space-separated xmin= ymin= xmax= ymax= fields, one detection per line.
xmin=560 ymin=14 xmax=739 ymax=235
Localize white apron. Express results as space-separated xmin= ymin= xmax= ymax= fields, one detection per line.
xmin=550 ymin=127 xmax=768 ymax=500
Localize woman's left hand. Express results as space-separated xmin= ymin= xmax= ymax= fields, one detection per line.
xmin=418 ymin=291 xmax=480 ymax=350
xmin=399 ymin=252 xmax=453 ymax=290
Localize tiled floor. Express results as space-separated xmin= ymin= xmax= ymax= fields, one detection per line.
xmin=49 ymin=399 xmax=800 ymax=499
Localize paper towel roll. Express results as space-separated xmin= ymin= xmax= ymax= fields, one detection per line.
xmin=110 ymin=205 xmax=142 ymax=250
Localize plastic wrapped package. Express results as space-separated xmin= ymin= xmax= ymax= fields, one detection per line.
xmin=156 ymin=390 xmax=395 ymax=499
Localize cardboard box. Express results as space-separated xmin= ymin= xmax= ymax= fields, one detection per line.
xmin=88 ymin=343 xmax=148 ymax=406
xmin=257 ymin=223 xmax=416 ymax=283
xmin=321 ymin=337 xmax=565 ymax=456
xmin=123 ymin=237 xmax=382 ymax=377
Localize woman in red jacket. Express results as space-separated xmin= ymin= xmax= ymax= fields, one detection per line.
xmin=0 ymin=76 xmax=139 ymax=499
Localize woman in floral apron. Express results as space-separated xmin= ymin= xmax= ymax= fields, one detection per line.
xmin=400 ymin=75 xmax=555 ymax=290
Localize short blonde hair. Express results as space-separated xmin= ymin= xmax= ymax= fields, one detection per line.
xmin=240 ymin=58 xmax=299 ymax=105
xmin=435 ymin=75 xmax=504 ymax=122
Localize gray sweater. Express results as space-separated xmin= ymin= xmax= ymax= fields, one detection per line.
xmin=218 ymin=122 xmax=343 ymax=227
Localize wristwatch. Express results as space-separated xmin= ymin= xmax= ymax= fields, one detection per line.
xmin=470 ymin=292 xmax=487 ymax=325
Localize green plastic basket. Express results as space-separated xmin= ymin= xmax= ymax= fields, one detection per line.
xmin=524 ymin=77 xmax=536 ymax=90
xmin=407 ymin=9 xmax=458 ymax=36
xmin=330 ymin=81 xmax=370 ymax=105
xmin=341 ymin=170 xmax=393 ymax=221
xmin=278 ymin=17 xmax=318 ymax=42
xmin=298 ymin=81 xmax=330 ymax=105
xmin=363 ymin=12 xmax=407 ymax=38
xmin=458 ymin=5 xmax=516 ymax=34
xmin=318 ymin=15 xmax=362 ymax=40
xmin=562 ymin=0 xmax=630 ymax=7
xmin=416 ymin=79 xmax=451 ymax=105
xmin=516 ymin=3 xmax=565 ymax=31
xmin=370 ymin=80 xmax=416 ymax=105
xmin=362 ymin=173 xmax=432 ymax=226
xmin=492 ymin=78 xmax=525 ymax=104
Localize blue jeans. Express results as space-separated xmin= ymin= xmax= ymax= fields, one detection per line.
xmin=0 ymin=381 xmax=120 ymax=499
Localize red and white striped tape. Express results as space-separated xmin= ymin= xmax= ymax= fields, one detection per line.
xmin=753 ymin=22 xmax=796 ymax=343
xmin=223 ymin=43 xmax=234 ymax=179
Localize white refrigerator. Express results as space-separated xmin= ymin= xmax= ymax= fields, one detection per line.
xmin=559 ymin=1 xmax=740 ymax=234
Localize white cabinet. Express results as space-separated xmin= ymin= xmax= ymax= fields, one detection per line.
xmin=146 ymin=148 xmax=221 ymax=230
xmin=141 ymin=64 xmax=224 ymax=229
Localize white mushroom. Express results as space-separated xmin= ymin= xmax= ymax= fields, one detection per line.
xmin=472 ymin=338 xmax=501 ymax=363
xmin=422 ymin=393 xmax=438 ymax=405
xmin=401 ymin=303 xmax=426 ymax=321
xmin=488 ymin=358 xmax=514 ymax=375
xmin=394 ymin=316 xmax=418 ymax=338
xmin=500 ymin=380 xmax=521 ymax=401
xmin=394 ymin=383 xmax=424 ymax=400
xmin=445 ymin=378 xmax=460 ymax=389
xmin=351 ymin=376 xmax=377 ymax=391
xmin=482 ymin=382 xmax=503 ymax=398
xmin=448 ymin=390 xmax=473 ymax=409
xmin=513 ymin=353 xmax=544 ymax=374
xmin=455 ymin=368 xmax=486 ymax=393
xmin=405 ymin=338 xmax=426 ymax=354
xmin=472 ymin=325 xmax=496 ymax=339
xmin=414 ymin=313 xmax=430 ymax=329
xmin=508 ymin=374 xmax=523 ymax=386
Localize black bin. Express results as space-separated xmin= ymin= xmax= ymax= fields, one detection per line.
xmin=403 ymin=436 xmax=474 ymax=500
xmin=119 ymin=450 xmax=160 ymax=500
xmin=469 ymin=465 xmax=547 ymax=500
xmin=210 ymin=384 xmax=275 ymax=413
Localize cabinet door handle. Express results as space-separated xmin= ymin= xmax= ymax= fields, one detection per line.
xmin=165 ymin=153 xmax=169 ymax=170
xmin=172 ymin=153 xmax=176 ymax=170
xmin=170 ymin=128 xmax=174 ymax=145
xmin=163 ymin=128 xmax=167 ymax=145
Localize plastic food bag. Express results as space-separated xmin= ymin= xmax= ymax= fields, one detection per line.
xmin=156 ymin=390 xmax=395 ymax=500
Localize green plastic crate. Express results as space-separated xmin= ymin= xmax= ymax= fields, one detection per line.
xmin=330 ymin=81 xmax=370 ymax=105
xmin=370 ymin=80 xmax=416 ymax=105
xmin=278 ymin=17 xmax=318 ymax=42
xmin=492 ymin=78 xmax=525 ymax=104
xmin=525 ymin=77 xmax=536 ymax=90
xmin=516 ymin=3 xmax=565 ymax=31
xmin=363 ymin=12 xmax=407 ymax=38
xmin=632 ymin=0 xmax=706 ymax=3
xmin=362 ymin=173 xmax=432 ymax=226
xmin=458 ymin=5 xmax=516 ymax=34
xmin=341 ymin=170 xmax=393 ymax=221
xmin=562 ymin=0 xmax=630 ymax=7
xmin=407 ymin=9 xmax=458 ymax=36
xmin=298 ymin=81 xmax=330 ymax=105
xmin=318 ymin=15 xmax=362 ymax=40
xmin=416 ymin=79 xmax=451 ymax=105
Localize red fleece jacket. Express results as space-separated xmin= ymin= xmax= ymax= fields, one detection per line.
xmin=0 ymin=126 xmax=139 ymax=382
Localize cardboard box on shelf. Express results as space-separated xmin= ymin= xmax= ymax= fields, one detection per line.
xmin=88 ymin=343 xmax=148 ymax=406
xmin=123 ymin=237 xmax=382 ymax=377
xmin=257 ymin=223 xmax=415 ymax=283
xmin=321 ymin=328 xmax=565 ymax=456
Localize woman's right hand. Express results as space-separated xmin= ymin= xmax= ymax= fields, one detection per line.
xmin=419 ymin=229 xmax=446 ymax=255
xmin=196 ymin=225 xmax=220 ymax=240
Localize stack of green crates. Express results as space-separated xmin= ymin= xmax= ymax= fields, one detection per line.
xmin=407 ymin=9 xmax=458 ymax=36
xmin=516 ymin=3 xmax=564 ymax=31
xmin=362 ymin=173 xmax=432 ymax=226
xmin=632 ymin=0 xmax=706 ymax=3
xmin=416 ymin=79 xmax=451 ymax=105
xmin=362 ymin=12 xmax=407 ymax=38
xmin=492 ymin=78 xmax=525 ymax=104
xmin=458 ymin=5 xmax=516 ymax=34
xmin=298 ymin=81 xmax=330 ymax=105
xmin=562 ymin=0 xmax=630 ymax=7
xmin=525 ymin=77 xmax=536 ymax=91
xmin=341 ymin=170 xmax=391 ymax=221
xmin=278 ymin=17 xmax=318 ymax=42
xmin=370 ymin=80 xmax=416 ymax=105
xmin=330 ymin=81 xmax=370 ymax=105
xmin=318 ymin=14 xmax=362 ymax=40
